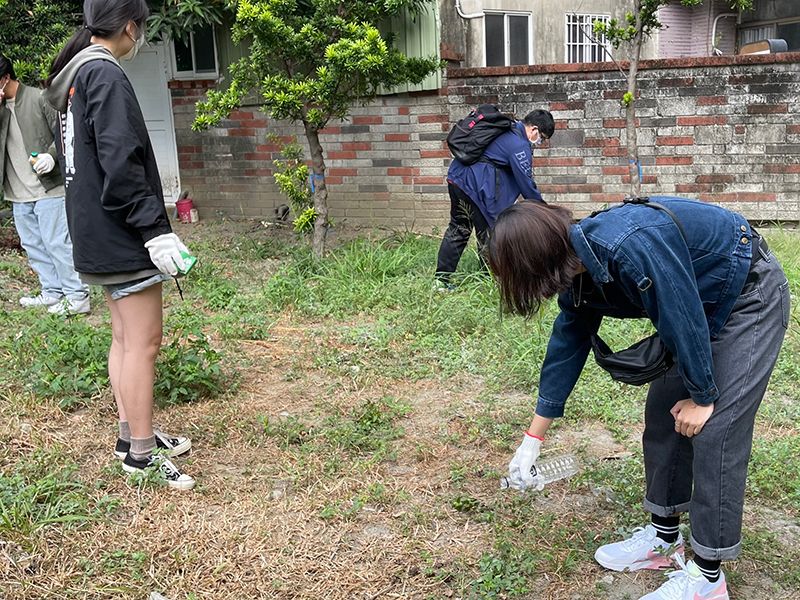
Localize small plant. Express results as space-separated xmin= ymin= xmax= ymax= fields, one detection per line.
xmin=154 ymin=327 xmax=224 ymax=407
xmin=323 ymin=397 xmax=410 ymax=456
xmin=259 ymin=414 xmax=310 ymax=449
xmin=0 ymin=450 xmax=107 ymax=539
xmin=6 ymin=314 xmax=110 ymax=409
xmin=269 ymin=135 xmax=317 ymax=235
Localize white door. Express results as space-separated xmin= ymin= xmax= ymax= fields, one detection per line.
xmin=120 ymin=43 xmax=181 ymax=202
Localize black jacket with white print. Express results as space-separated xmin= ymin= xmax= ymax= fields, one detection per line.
xmin=45 ymin=47 xmax=172 ymax=275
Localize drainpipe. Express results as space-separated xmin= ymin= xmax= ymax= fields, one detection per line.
xmin=711 ymin=13 xmax=737 ymax=55
xmin=456 ymin=0 xmax=484 ymax=19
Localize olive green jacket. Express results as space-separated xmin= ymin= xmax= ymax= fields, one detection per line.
xmin=0 ymin=82 xmax=64 ymax=194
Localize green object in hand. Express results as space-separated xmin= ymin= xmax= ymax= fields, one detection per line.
xmin=177 ymin=251 xmax=197 ymax=275
xmin=29 ymin=151 xmax=38 ymax=172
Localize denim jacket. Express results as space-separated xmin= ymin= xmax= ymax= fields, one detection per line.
xmin=536 ymin=197 xmax=753 ymax=419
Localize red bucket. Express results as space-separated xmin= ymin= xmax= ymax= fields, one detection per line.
xmin=176 ymin=197 xmax=194 ymax=223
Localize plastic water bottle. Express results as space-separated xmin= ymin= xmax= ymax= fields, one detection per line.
xmin=500 ymin=454 xmax=579 ymax=490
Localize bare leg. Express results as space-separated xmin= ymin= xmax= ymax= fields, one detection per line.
xmin=105 ymin=290 xmax=127 ymax=422
xmin=112 ymin=283 xmax=163 ymax=440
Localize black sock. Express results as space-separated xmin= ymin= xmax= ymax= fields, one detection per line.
xmin=651 ymin=514 xmax=680 ymax=543
xmin=694 ymin=555 xmax=722 ymax=583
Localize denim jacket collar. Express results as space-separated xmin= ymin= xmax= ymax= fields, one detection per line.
xmin=569 ymin=223 xmax=613 ymax=284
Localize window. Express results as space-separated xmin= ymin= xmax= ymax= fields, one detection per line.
xmin=172 ymin=24 xmax=218 ymax=78
xmin=565 ymin=14 xmax=611 ymax=63
xmin=740 ymin=21 xmax=800 ymax=52
xmin=484 ymin=12 xmax=532 ymax=67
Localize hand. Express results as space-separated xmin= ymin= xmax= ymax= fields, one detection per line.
xmin=670 ymin=399 xmax=714 ymax=438
xmin=32 ymin=153 xmax=55 ymax=175
xmin=144 ymin=232 xmax=189 ymax=276
xmin=508 ymin=432 xmax=543 ymax=491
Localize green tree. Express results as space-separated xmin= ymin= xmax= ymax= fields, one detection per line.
xmin=593 ymin=0 xmax=752 ymax=197
xmin=0 ymin=0 xmax=82 ymax=84
xmin=193 ymin=0 xmax=443 ymax=257
xmin=146 ymin=0 xmax=230 ymax=42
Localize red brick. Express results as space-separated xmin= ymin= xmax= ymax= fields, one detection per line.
xmin=697 ymin=96 xmax=727 ymax=106
xmin=603 ymin=147 xmax=628 ymax=157
xmin=701 ymin=193 xmax=776 ymax=202
xmin=385 ymin=133 xmax=410 ymax=142
xmin=320 ymin=126 xmax=342 ymax=135
xmin=342 ymin=142 xmax=372 ymax=151
xmin=328 ymin=151 xmax=358 ymax=160
xmin=603 ymin=90 xmax=626 ymax=100
xmin=591 ymin=193 xmax=626 ymax=203
xmin=550 ymin=101 xmax=585 ymax=110
xmin=603 ymin=166 xmax=629 ymax=175
xmin=328 ymin=168 xmax=358 ymax=177
xmin=622 ymin=175 xmax=658 ymax=184
xmin=735 ymin=125 xmax=746 ymax=135
xmin=555 ymin=121 xmax=569 ymax=130
xmin=787 ymin=125 xmax=800 ymax=135
xmin=418 ymin=114 xmax=449 ymax=124
xmin=243 ymin=152 xmax=273 ymax=161
xmin=324 ymin=176 xmax=343 ymax=185
xmin=764 ymin=164 xmax=800 ymax=174
xmin=387 ymin=167 xmax=415 ymax=176
xmin=414 ymin=176 xmax=445 ymax=184
xmin=419 ymin=149 xmax=452 ymax=159
xmin=229 ymin=128 xmax=258 ymax=137
xmin=676 ymin=116 xmax=728 ymax=126
xmin=676 ymin=183 xmax=712 ymax=193
xmin=603 ymin=118 xmax=628 ymax=129
xmin=585 ymin=137 xmax=620 ymax=147
xmin=536 ymin=157 xmax=584 ymax=167
xmin=656 ymin=136 xmax=694 ymax=146
xmin=352 ymin=115 xmax=383 ymax=125
xmin=747 ymin=104 xmax=789 ymax=115
xmin=398 ymin=107 xmax=410 ymax=115
xmin=697 ymin=174 xmax=735 ymax=184
xmin=656 ymin=156 xmax=693 ymax=166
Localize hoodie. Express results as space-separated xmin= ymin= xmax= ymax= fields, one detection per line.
xmin=44 ymin=45 xmax=172 ymax=275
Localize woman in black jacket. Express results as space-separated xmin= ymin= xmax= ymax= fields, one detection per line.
xmin=46 ymin=0 xmax=195 ymax=489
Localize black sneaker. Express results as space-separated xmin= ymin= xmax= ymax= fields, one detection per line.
xmin=121 ymin=453 xmax=196 ymax=490
xmin=114 ymin=429 xmax=192 ymax=460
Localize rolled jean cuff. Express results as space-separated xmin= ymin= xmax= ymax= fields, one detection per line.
xmin=690 ymin=535 xmax=741 ymax=561
xmin=643 ymin=497 xmax=691 ymax=517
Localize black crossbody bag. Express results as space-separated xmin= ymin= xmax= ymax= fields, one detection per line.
xmin=587 ymin=197 xmax=688 ymax=386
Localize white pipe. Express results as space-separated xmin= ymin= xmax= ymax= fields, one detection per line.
xmin=456 ymin=0 xmax=484 ymax=19
xmin=711 ymin=12 xmax=737 ymax=55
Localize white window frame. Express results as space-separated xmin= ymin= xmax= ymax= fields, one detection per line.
xmin=483 ymin=11 xmax=533 ymax=67
xmin=565 ymin=13 xmax=612 ymax=64
xmin=170 ymin=26 xmax=220 ymax=80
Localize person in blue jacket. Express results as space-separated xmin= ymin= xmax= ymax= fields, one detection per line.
xmin=435 ymin=109 xmax=554 ymax=288
xmin=488 ymin=197 xmax=789 ymax=600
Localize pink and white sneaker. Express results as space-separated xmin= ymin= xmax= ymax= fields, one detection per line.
xmin=639 ymin=555 xmax=729 ymax=600
xmin=594 ymin=525 xmax=684 ymax=572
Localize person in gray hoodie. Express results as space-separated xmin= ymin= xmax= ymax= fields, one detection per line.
xmin=0 ymin=54 xmax=89 ymax=314
xmin=45 ymin=0 xmax=195 ymax=490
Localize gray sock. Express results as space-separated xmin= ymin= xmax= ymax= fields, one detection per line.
xmin=129 ymin=436 xmax=156 ymax=462
xmin=118 ymin=421 xmax=131 ymax=442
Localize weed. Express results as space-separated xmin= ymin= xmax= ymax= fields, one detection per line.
xmin=0 ymin=449 xmax=110 ymax=540
xmin=154 ymin=326 xmax=225 ymax=407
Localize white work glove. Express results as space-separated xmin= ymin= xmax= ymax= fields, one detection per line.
xmin=508 ymin=432 xmax=543 ymax=491
xmin=144 ymin=232 xmax=189 ymax=276
xmin=33 ymin=153 xmax=55 ymax=175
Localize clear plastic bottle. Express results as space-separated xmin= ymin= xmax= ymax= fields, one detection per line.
xmin=500 ymin=453 xmax=579 ymax=490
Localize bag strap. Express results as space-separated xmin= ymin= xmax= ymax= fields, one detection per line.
xmin=590 ymin=196 xmax=687 ymax=243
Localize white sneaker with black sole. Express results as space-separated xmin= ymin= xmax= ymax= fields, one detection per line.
xmin=122 ymin=453 xmax=195 ymax=490
xmin=114 ymin=429 xmax=192 ymax=460
xmin=20 ymin=293 xmax=62 ymax=308
xmin=594 ymin=525 xmax=684 ymax=572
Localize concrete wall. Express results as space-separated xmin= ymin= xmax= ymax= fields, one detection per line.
xmin=171 ymin=53 xmax=800 ymax=229
xmin=457 ymin=0 xmax=660 ymax=67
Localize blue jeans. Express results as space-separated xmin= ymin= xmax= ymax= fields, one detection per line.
xmin=12 ymin=197 xmax=88 ymax=301
xmin=642 ymin=248 xmax=789 ymax=561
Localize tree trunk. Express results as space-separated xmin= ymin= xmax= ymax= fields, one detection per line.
xmin=303 ymin=122 xmax=329 ymax=258
xmin=626 ymin=2 xmax=644 ymax=199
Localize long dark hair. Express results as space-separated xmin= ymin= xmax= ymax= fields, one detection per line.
xmin=46 ymin=0 xmax=149 ymax=87
xmin=488 ymin=201 xmax=581 ymax=317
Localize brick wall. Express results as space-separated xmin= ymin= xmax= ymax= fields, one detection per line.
xmin=170 ymin=52 xmax=800 ymax=228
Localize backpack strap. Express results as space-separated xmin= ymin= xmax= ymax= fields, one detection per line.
xmin=590 ymin=196 xmax=688 ymax=243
